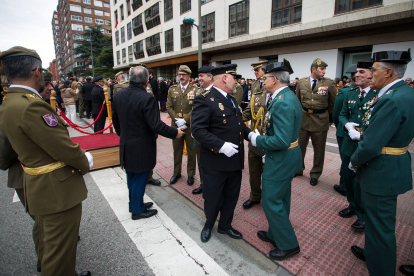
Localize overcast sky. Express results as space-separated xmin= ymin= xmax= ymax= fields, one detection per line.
xmin=0 ymin=0 xmax=58 ymax=67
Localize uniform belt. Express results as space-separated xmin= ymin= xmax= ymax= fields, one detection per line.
xmin=21 ymin=161 xmax=66 ymax=176
xmin=302 ymin=106 xmax=328 ymax=114
xmin=176 ymin=113 xmax=188 ymax=118
xmin=381 ymin=146 xmax=409 ymax=155
xmin=288 ymin=140 xmax=299 ymax=149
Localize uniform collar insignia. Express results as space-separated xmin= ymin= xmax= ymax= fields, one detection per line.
xmin=42 ymin=113 xmax=58 ymax=127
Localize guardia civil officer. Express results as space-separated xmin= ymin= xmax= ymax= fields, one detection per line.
xmin=296 ymin=58 xmax=337 ymax=186
xmin=241 ymin=60 xmax=269 ymax=209
xmin=191 ymin=64 xmax=253 ymax=243
xmin=91 ymin=75 xmax=107 ymax=134
xmin=349 ymin=49 xmax=414 ymax=276
xmin=0 ymin=46 xmax=93 ymax=276
xmin=166 ymin=65 xmax=197 ymax=185
xmin=338 ymin=61 xmax=378 ymax=232
xmin=250 ymin=59 xmax=302 ymax=260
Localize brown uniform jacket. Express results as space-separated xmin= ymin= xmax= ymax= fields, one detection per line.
xmin=113 ymin=80 xmax=129 ymax=98
xmin=0 ymin=87 xmax=90 ymax=215
xmin=296 ymin=77 xmax=337 ymax=132
xmin=0 ymin=131 xmax=23 ymax=189
xmin=233 ymin=83 xmax=243 ymax=106
xmin=166 ymin=83 xmax=197 ymax=127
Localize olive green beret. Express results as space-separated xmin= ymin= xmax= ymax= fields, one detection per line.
xmin=178 ymin=65 xmax=192 ymax=74
xmin=115 ymin=71 xmax=123 ymax=77
xmin=251 ymin=60 xmax=268 ymax=70
xmin=44 ymin=71 xmax=53 ymax=82
xmin=312 ymin=58 xmax=328 ymax=67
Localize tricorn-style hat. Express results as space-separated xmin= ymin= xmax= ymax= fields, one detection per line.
xmin=372 ymin=48 xmax=411 ymax=64
xmin=93 ymin=75 xmax=103 ymax=82
xmin=264 ymin=59 xmax=294 ymax=74
xmin=198 ymin=65 xmax=214 ymax=74
xmin=356 ymin=61 xmax=373 ymax=69
xmin=178 ymin=65 xmax=192 ymax=74
xmin=211 ymin=64 xmax=241 ymax=79
xmin=251 ymin=60 xmax=268 ymax=70
xmin=312 ymin=58 xmax=328 ymax=67
xmin=346 ymin=65 xmax=357 ymax=74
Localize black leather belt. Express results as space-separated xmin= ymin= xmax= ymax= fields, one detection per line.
xmin=302 ymin=106 xmax=328 ymax=114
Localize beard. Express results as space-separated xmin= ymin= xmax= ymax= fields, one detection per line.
xmin=226 ymin=82 xmax=236 ymax=94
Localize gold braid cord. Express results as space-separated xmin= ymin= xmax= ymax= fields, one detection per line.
xmin=250 ymin=94 xmax=264 ymax=132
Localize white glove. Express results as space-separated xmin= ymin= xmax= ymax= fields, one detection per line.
xmin=348 ymin=162 xmax=357 ymax=173
xmin=345 ymin=122 xmax=359 ymax=132
xmin=262 ymin=154 xmax=266 ymax=164
xmin=175 ymin=118 xmax=186 ymax=127
xmin=85 ymin=152 xmax=94 ymax=169
xmin=219 ymin=142 xmax=239 ymax=157
xmin=249 ymin=129 xmax=260 ymax=147
xmin=348 ymin=129 xmax=361 ymax=141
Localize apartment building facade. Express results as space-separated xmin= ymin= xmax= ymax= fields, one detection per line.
xmin=111 ymin=0 xmax=414 ymax=80
xmin=52 ymin=0 xmax=112 ymax=77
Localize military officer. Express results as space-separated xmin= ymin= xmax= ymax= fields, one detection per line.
xmin=349 ymin=49 xmax=413 ymax=276
xmin=191 ymin=64 xmax=253 ymax=243
xmin=192 ymin=65 xmax=215 ymax=195
xmin=339 ymin=61 xmax=378 ymax=233
xmin=112 ymin=71 xmax=129 ymax=98
xmin=166 ymin=65 xmax=197 ymax=185
xmin=233 ymin=82 xmax=244 ymax=106
xmin=250 ymin=59 xmax=302 ymax=260
xmin=0 ymin=46 xmax=92 ymax=276
xmin=296 ymin=58 xmax=337 ymax=186
xmin=241 ymin=60 xmax=269 ymax=209
xmin=91 ymin=75 xmax=107 ymax=134
xmin=332 ymin=65 xmax=357 ymax=196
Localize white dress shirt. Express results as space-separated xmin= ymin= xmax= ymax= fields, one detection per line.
xmin=9 ymin=84 xmax=42 ymax=99
xmin=378 ymin=79 xmax=403 ymax=98
xmin=214 ymin=86 xmax=235 ymax=108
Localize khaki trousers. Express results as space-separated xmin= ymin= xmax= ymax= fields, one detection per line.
xmin=247 ymin=148 xmax=264 ymax=201
xmin=172 ymin=127 xmax=196 ymax=177
xmin=298 ymin=129 xmax=328 ymax=179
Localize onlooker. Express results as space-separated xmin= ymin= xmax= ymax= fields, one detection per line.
xmin=405 ymin=77 xmax=412 ymax=84
xmin=61 ymin=80 xmax=77 ymax=123
xmin=77 ymin=77 xmax=85 ymax=117
xmin=82 ymin=77 xmax=94 ymax=119
xmin=91 ymin=76 xmax=107 ymax=134
xmin=158 ymin=77 xmax=167 ymax=112
xmin=288 ymin=80 xmax=297 ymax=92
xmin=336 ymin=80 xmax=345 ymax=90
xmin=148 ymin=69 xmax=159 ymax=105
xmin=241 ymin=79 xmax=249 ymax=110
xmin=54 ymin=80 xmax=65 ymax=114
xmin=410 ymin=81 xmax=414 ymax=89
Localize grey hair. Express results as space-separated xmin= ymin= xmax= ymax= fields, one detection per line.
xmin=379 ymin=62 xmax=407 ymax=78
xmin=158 ymin=77 xmax=164 ymax=81
xmin=3 ymin=56 xmax=42 ymax=83
xmin=118 ymin=74 xmax=125 ymax=80
xmin=130 ymin=66 xmax=149 ymax=84
xmin=268 ymin=71 xmax=290 ymax=85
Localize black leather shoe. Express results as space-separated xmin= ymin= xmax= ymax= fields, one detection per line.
xmin=242 ymin=199 xmax=260 ymax=209
xmin=170 ymin=175 xmax=181 ymax=184
xmin=129 ymin=202 xmax=154 ymax=213
xmin=201 ymin=227 xmax=212 ymax=243
xmin=333 ymin=184 xmax=346 ymax=196
xmin=257 ymin=231 xmax=276 ymax=247
xmin=351 ymin=220 xmax=365 ymax=232
xmin=217 ymin=227 xmax=243 ymax=239
xmin=400 ymin=265 xmax=414 ymax=276
xmin=192 ymin=187 xmax=202 ymax=194
xmin=351 ymin=246 xmax=365 ymax=262
xmin=338 ymin=208 xmax=356 ymax=218
xmin=310 ymin=178 xmax=318 ymax=186
xmin=147 ymin=179 xmax=161 ymax=186
xmin=269 ymin=246 xmax=300 ymax=260
xmin=132 ymin=209 xmax=158 ymax=220
xmin=79 ymin=271 xmax=91 ymax=276
xmin=187 ymin=176 xmax=194 ymax=185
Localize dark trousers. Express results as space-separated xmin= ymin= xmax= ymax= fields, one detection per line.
xmin=58 ymin=102 xmax=65 ymax=114
xmin=126 ymin=171 xmax=150 ymax=214
xmin=336 ymin=136 xmax=346 ymax=192
xmin=247 ymin=146 xmax=264 ymax=201
xmin=85 ymin=100 xmax=92 ymax=118
xmin=195 ymin=140 xmax=203 ymax=188
xmin=75 ymin=100 xmax=79 ymax=113
xmin=202 ymin=168 xmax=242 ymax=230
xmin=93 ymin=113 xmax=106 ymax=134
xmin=342 ymin=154 xmax=365 ymax=221
xmin=78 ymin=93 xmax=85 ymax=116
xmin=159 ymin=100 xmax=167 ymax=111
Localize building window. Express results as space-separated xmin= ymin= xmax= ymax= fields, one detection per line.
xmin=271 ymin=0 xmax=302 ymax=28
xmin=54 ymin=14 xmax=58 ymax=18
xmin=84 ymin=0 xmax=91 ymax=4
xmin=145 ymin=3 xmax=160 ymax=30
xmin=120 ymin=5 xmax=125 ymax=21
xmin=104 ymin=11 xmax=110 ymax=16
xmin=180 ymin=0 xmax=191 ymax=14
xmin=229 ymin=0 xmax=249 ymax=37
xmin=55 ymin=26 xmax=59 ymax=30
xmin=132 ymin=14 xmax=144 ymax=35
xmin=69 ymin=4 xmax=82 ymax=12
xmin=117 ymin=51 xmax=120 ymax=65
xmin=335 ymin=0 xmax=382 ymax=14
xmin=132 ymin=0 xmax=143 ymax=11
xmin=126 ymin=0 xmax=131 ymax=16
xmin=121 ymin=26 xmax=125 ymax=43
xmin=122 ymin=48 xmax=127 ymax=63
xmin=165 ymin=28 xmax=173 ymax=52
xmin=128 ymin=45 xmax=133 ymax=62
xmin=201 ymin=12 xmax=214 ymax=43
xmin=115 ymin=30 xmax=119 ymax=45
xmin=114 ymin=10 xmax=118 ymax=23
xmin=127 ymin=22 xmax=132 ymax=40
xmin=85 ymin=17 xmax=92 ymax=23
xmin=95 ymin=10 xmax=104 ymax=16
xmin=104 ymin=2 xmax=110 ymax=7
xmin=76 ymin=61 xmax=85 ymax=67
xmin=164 ymin=0 xmax=173 ymax=21
xmin=105 ymin=20 xmax=111 ymax=25
xmin=133 ymin=40 xmax=144 ymax=59
xmin=71 ymin=24 xmax=84 ymax=31
xmin=201 ymin=0 xmax=212 ymax=3
xmin=95 ymin=18 xmax=104 ymax=24
xmin=94 ymin=0 xmax=103 ymax=7
xmin=56 ymin=32 xmax=60 ymax=35
xmin=73 ymin=34 xmax=84 ymax=40
xmin=84 ymin=7 xmax=92 ymax=14
xmin=55 ymin=20 xmax=59 ymax=24
xmin=146 ymin=33 xmax=161 ymax=56
xmin=181 ymin=24 xmax=191 ymax=49
xmin=106 ymin=29 xmax=112 ymax=33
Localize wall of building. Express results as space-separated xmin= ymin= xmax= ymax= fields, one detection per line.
xmin=373 ymin=41 xmax=414 ymax=78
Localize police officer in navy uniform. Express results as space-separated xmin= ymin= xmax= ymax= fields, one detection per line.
xmin=191 ymin=64 xmax=253 ymax=243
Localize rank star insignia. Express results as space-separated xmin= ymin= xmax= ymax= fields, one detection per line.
xmin=42 ymin=113 xmax=58 ymax=127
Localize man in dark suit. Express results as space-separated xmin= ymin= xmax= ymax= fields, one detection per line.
xmin=191 ymin=64 xmax=253 ymax=243
xmin=91 ymin=76 xmax=107 ymax=134
xmin=148 ymin=69 xmax=159 ymax=104
xmin=112 ymin=66 xmax=184 ymax=220
xmin=82 ymin=77 xmax=94 ymax=119
xmin=158 ymin=77 xmax=168 ymax=112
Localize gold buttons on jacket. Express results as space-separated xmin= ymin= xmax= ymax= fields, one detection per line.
xmin=358 ymin=115 xmax=361 ymax=118
xmin=72 ymin=170 xmax=74 ymax=173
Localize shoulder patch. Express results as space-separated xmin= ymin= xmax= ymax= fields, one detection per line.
xmin=42 ymin=113 xmax=58 ymax=127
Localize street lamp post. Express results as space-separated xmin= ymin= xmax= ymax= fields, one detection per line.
xmin=89 ymin=30 xmax=95 ymax=78
xmin=183 ymin=0 xmax=202 ymax=68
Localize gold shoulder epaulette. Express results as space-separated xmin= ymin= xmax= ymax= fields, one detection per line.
xmin=23 ymin=93 xmax=40 ymax=100
xmin=202 ymin=90 xmax=210 ymax=97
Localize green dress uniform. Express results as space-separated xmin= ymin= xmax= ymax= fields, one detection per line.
xmin=296 ymin=76 xmax=337 ymax=179
xmin=0 ymin=87 xmax=90 ymax=276
xmin=339 ymin=86 xmax=378 ymax=222
xmin=256 ymin=86 xmax=302 ymax=251
xmin=77 ymin=82 xmax=85 ymax=117
xmin=113 ymin=80 xmax=129 ymax=98
xmin=166 ymin=83 xmax=197 ymax=177
xmin=351 ymin=79 xmax=414 ymax=276
xmin=242 ymin=79 xmax=268 ymax=202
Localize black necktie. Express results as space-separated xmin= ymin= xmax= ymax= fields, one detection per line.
xmin=311 ymin=80 xmax=317 ymax=91
xmin=259 ymin=81 xmax=263 ymax=89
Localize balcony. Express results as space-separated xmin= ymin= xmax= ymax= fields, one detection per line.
xmin=146 ymin=45 xmax=161 ymax=57
xmin=134 ymin=50 xmax=144 ymax=59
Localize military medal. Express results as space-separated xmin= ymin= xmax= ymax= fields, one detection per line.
xmin=219 ymin=103 xmax=224 ymax=110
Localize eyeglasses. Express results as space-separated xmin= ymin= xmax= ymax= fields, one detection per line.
xmin=262 ymin=75 xmax=275 ymax=81
xmin=370 ymin=67 xmax=387 ymax=73
xmin=32 ymin=67 xmax=47 ymax=74
xmin=178 ymin=73 xmax=188 ymax=77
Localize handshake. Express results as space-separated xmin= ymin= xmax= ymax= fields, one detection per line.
xmin=219 ymin=130 xmax=260 ymax=158
xmin=175 ymin=118 xmax=187 ymax=139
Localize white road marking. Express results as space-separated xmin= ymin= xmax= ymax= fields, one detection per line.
xmin=13 ymin=191 xmax=20 ymax=203
xmin=90 ymin=167 xmax=229 ymax=276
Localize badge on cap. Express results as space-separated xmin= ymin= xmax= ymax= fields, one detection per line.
xmin=42 ymin=114 xmax=58 ymax=127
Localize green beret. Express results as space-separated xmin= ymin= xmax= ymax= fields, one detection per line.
xmin=115 ymin=71 xmax=123 ymax=77
xmin=178 ymin=65 xmax=192 ymax=74
xmin=312 ymin=58 xmax=328 ymax=67
xmin=251 ymin=60 xmax=268 ymax=70
xmin=44 ymin=71 xmax=53 ymax=82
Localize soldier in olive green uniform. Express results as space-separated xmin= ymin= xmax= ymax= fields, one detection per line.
xmin=167 ymin=65 xmax=197 ymax=185
xmin=339 ymin=61 xmax=378 ymax=233
xmin=241 ymin=60 xmax=269 ymax=209
xmin=112 ymin=71 xmax=129 ymax=98
xmin=233 ymin=82 xmax=243 ymax=107
xmin=349 ymin=49 xmax=413 ymax=276
xmin=296 ymin=58 xmax=337 ymax=186
xmin=0 ymin=47 xmax=92 ymax=276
